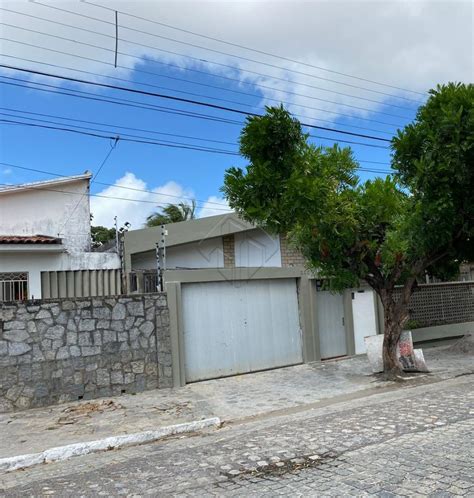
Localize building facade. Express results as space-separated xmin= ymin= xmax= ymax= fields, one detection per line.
xmin=0 ymin=173 xmax=120 ymax=300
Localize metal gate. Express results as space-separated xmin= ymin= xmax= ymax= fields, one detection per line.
xmin=316 ymin=291 xmax=347 ymax=359
xmin=352 ymin=289 xmax=378 ymax=354
xmin=181 ymin=278 xmax=303 ymax=381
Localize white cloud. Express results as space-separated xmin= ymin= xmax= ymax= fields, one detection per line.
xmin=198 ymin=196 xmax=232 ymax=218
xmin=90 ymin=172 xmax=194 ymax=228
xmin=1 ymin=0 xmax=471 ymax=128
xmin=2 ymin=168 xmax=12 ymax=175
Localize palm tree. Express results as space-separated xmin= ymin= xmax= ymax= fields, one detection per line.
xmin=146 ymin=200 xmax=196 ymax=227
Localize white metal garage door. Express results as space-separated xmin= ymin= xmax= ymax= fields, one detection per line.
xmin=182 ymin=279 xmax=303 ymax=382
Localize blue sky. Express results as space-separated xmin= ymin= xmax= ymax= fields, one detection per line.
xmin=0 ymin=0 xmax=471 ymax=227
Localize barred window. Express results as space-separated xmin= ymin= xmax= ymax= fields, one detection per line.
xmin=0 ymin=272 xmax=28 ymax=302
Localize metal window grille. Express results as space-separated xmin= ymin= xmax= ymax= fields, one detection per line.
xmin=395 ymin=281 xmax=474 ymax=327
xmin=0 ymin=272 xmax=28 ymax=302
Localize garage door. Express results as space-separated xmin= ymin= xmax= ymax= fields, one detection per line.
xmin=182 ymin=279 xmax=303 ymax=382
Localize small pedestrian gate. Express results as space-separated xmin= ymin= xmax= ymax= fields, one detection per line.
xmin=181 ymin=278 xmax=303 ymax=381
xmin=316 ymin=291 xmax=347 ymax=359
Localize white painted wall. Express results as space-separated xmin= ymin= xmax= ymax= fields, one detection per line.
xmin=352 ymin=289 xmax=378 ymax=354
xmin=0 ymin=179 xmax=91 ymax=253
xmin=234 ymin=229 xmax=282 ymax=267
xmin=131 ymin=237 xmax=224 ymax=270
xmin=0 ymin=252 xmax=120 ymax=299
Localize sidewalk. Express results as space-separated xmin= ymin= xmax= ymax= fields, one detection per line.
xmin=1 ymin=344 xmax=472 ymax=462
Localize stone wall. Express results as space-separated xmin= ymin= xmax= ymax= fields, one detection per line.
xmin=0 ymin=293 xmax=172 ymax=412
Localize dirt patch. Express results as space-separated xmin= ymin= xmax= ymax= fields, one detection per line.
xmin=449 ymin=333 xmax=474 ymax=354
xmin=151 ymin=401 xmax=194 ymax=417
xmin=55 ymin=400 xmax=124 ymax=426
xmin=221 ymin=452 xmax=338 ymax=480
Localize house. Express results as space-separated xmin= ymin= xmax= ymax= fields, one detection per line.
xmin=123 ymin=213 xmax=382 ymax=386
xmin=0 ymin=173 xmax=121 ymax=301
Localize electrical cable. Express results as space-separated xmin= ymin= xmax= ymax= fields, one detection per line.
xmin=0 ymin=18 xmax=421 ymax=112
xmin=0 ymin=63 xmax=393 ymax=143
xmin=0 ymin=53 xmax=400 ymax=132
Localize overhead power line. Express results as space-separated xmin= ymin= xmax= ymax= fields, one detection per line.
xmin=28 ymin=2 xmax=425 ymax=99
xmin=0 ymin=160 xmax=392 ymax=212
xmin=0 ymin=107 xmax=239 ymax=146
xmin=0 ymin=52 xmax=400 ymax=133
xmin=0 ymin=16 xmax=422 ymax=112
xmin=0 ymin=119 xmax=245 ymax=155
xmin=82 ymin=0 xmax=425 ymax=97
xmin=0 ymin=161 xmax=237 ymax=208
xmin=0 ymin=36 xmax=412 ymax=124
xmin=0 ymin=180 xmax=234 ymax=212
xmin=0 ymin=64 xmax=392 ymax=144
xmin=0 ymin=101 xmax=389 ymax=150
xmin=0 ymin=107 xmax=396 ymax=156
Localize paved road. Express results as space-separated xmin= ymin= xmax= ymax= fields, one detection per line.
xmin=1 ymin=376 xmax=473 ymax=497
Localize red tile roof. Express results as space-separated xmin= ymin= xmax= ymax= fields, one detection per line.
xmin=0 ymin=235 xmax=62 ymax=244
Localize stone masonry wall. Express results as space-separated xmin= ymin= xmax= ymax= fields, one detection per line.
xmin=279 ymin=235 xmax=307 ymax=268
xmin=0 ymin=293 xmax=171 ymax=412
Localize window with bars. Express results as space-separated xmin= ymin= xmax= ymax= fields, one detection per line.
xmin=0 ymin=272 xmax=29 ymax=302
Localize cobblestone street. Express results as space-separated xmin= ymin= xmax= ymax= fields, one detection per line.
xmin=1 ymin=375 xmax=472 ymax=497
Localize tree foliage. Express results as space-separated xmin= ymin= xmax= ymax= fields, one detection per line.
xmin=223 ymin=85 xmax=473 ymax=375
xmin=91 ymin=225 xmax=116 ymax=248
xmin=146 ymin=200 xmax=196 ymax=227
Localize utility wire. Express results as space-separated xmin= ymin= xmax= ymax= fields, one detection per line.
xmin=58 ymin=137 xmax=119 ymax=234
xmin=0 ymin=53 xmax=400 ymax=132
xmin=82 ymin=0 xmax=425 ymax=97
xmin=0 ymin=17 xmax=421 ymax=112
xmin=0 ymin=78 xmax=390 ymax=149
xmin=0 ymin=36 xmax=412 ymax=124
xmin=0 ymin=107 xmax=239 ymax=146
xmin=0 ymin=64 xmax=393 ymax=143
xmin=27 ymin=2 xmax=425 ymax=99
xmin=0 ymin=161 xmax=239 ymax=207
xmin=0 ymin=76 xmax=245 ymax=126
xmin=0 ymin=113 xmax=390 ymax=150
xmin=0 ymin=180 xmax=234 ymax=211
xmin=0 ymin=161 xmax=392 ymax=211
xmin=0 ymin=107 xmax=392 ymax=166
xmin=0 ymin=108 xmax=393 ymax=153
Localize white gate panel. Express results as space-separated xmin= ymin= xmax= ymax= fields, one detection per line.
xmin=352 ymin=289 xmax=378 ymax=354
xmin=182 ymin=279 xmax=302 ymax=381
xmin=317 ymin=291 xmax=347 ymax=359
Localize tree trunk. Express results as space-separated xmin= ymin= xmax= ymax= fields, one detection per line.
xmin=382 ymin=305 xmax=404 ymax=378
xmin=379 ymin=289 xmax=411 ymax=379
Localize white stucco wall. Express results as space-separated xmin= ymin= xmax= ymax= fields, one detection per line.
xmin=0 ymin=252 xmax=121 ymax=299
xmin=234 ymin=229 xmax=282 ymax=267
xmin=0 ymin=179 xmax=91 ymax=253
xmin=131 ymin=237 xmax=224 ymax=270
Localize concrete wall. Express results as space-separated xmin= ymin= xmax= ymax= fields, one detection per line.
xmin=131 ymin=237 xmax=224 ymax=270
xmin=0 ymin=294 xmax=172 ymax=412
xmin=411 ymin=321 xmax=474 ymax=343
xmin=234 ymin=229 xmax=281 ymax=268
xmin=0 ymin=252 xmax=121 ymax=299
xmin=0 ymin=178 xmax=91 ymax=253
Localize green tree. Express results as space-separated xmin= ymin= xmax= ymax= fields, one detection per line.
xmin=223 ymin=85 xmax=473 ymax=378
xmin=146 ymin=200 xmax=197 ymax=227
xmin=91 ymin=225 xmax=116 ymax=248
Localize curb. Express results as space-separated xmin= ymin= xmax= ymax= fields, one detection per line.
xmin=0 ymin=417 xmax=221 ymax=473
